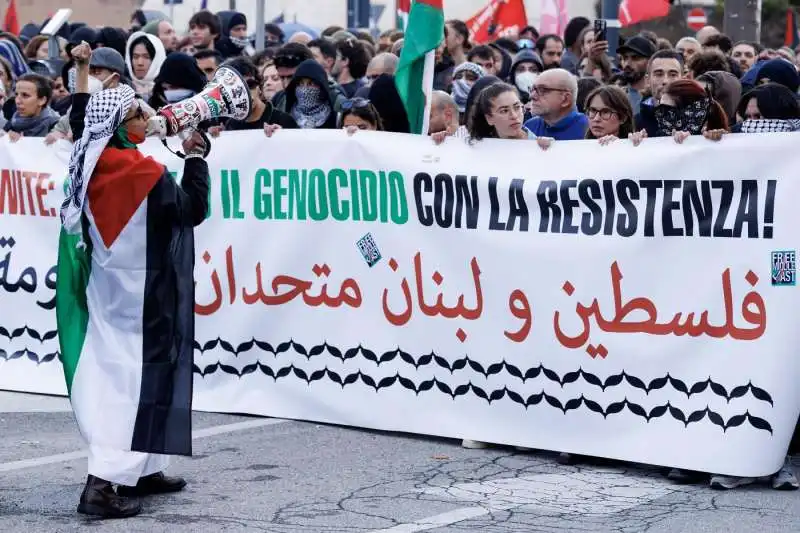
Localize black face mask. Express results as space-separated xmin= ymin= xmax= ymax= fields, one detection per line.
xmin=654 ymin=99 xmax=710 ymax=135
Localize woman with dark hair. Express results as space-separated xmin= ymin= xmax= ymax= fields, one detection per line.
xmin=340 ymin=97 xmax=383 ymax=132
xmin=735 ymin=83 xmax=800 ymax=133
xmin=126 ymin=32 xmax=166 ymax=100
xmin=24 ymin=35 xmax=51 ymax=60
xmin=631 ymin=78 xmax=728 ymax=145
xmin=467 ymin=82 xmax=552 ymax=148
xmin=584 ymin=85 xmax=635 ymax=143
xmin=3 ymin=73 xmax=59 ymax=140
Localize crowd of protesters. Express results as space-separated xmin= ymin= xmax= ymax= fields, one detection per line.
xmin=1 ymin=6 xmax=798 ymax=492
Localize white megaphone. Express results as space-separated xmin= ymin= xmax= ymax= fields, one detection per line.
xmin=148 ymin=66 xmax=253 ymax=157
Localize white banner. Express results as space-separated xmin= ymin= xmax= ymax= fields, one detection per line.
xmin=1 ymin=130 xmax=798 ymax=477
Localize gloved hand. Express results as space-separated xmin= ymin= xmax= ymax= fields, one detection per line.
xmin=146 ymin=115 xmax=168 ymax=139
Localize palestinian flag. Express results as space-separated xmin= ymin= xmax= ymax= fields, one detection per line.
xmin=57 ymin=146 xmax=198 ymax=457
xmin=395 ymin=0 xmax=444 ymax=135
xmin=397 ymin=0 xmax=411 ymax=30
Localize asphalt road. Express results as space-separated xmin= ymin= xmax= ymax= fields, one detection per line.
xmin=0 ymin=391 xmax=798 ymax=533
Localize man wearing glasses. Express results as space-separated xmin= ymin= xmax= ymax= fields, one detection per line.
xmin=524 ymin=68 xmax=588 ymax=140
xmin=221 ymin=57 xmax=297 ymax=131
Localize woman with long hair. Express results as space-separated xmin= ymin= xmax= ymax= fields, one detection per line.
xmin=584 ymin=85 xmax=635 ymax=144
xmin=467 ymin=82 xmax=551 ymax=149
xmin=630 ymin=78 xmax=728 ymax=145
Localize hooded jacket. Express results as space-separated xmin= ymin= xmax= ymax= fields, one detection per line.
xmin=273 ymin=64 xmax=346 ymax=114
xmin=126 ymin=31 xmax=167 ymax=100
xmin=284 ymin=60 xmax=338 ymax=129
xmin=216 ymin=11 xmax=251 ymax=59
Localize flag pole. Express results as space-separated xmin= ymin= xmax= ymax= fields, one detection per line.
xmin=256 ymin=0 xmax=266 ymax=51
xmin=421 ymin=50 xmax=435 ymax=135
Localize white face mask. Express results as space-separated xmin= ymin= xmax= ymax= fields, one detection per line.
xmin=515 ymin=71 xmax=538 ymax=95
xmin=87 ymin=76 xmax=104 ymax=94
xmin=164 ymin=88 xmax=195 ymax=103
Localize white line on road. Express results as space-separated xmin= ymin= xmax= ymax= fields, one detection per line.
xmin=0 ymin=418 xmax=288 ymax=473
xmin=368 ymin=507 xmax=491 ymax=533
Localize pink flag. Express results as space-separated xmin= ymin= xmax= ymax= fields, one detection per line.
xmin=539 ymin=0 xmax=569 ymax=36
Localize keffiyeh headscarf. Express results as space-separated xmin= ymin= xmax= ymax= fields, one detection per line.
xmin=60 ymin=86 xmax=136 ymax=237
xmin=291 ymin=84 xmax=331 ymax=129
xmin=654 ymin=98 xmax=710 ymax=135
xmin=740 ymin=119 xmax=800 ymax=134
xmin=0 ymin=40 xmax=29 ymax=78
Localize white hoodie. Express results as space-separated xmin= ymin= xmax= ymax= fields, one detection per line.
xmin=125 ymin=31 xmax=167 ymax=100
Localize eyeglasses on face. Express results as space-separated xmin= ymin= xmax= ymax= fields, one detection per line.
xmin=587 ymin=107 xmax=617 ymax=120
xmin=530 ymin=85 xmax=568 ymax=96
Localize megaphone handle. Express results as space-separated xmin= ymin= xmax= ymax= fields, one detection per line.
xmin=162 ymin=130 xmax=212 ymax=160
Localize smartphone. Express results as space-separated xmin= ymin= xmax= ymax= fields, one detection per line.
xmin=593 ymin=19 xmax=607 ymax=43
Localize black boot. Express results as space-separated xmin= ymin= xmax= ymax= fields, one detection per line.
xmin=117 ymin=472 xmax=187 ymax=497
xmin=77 ymin=475 xmax=142 ymax=518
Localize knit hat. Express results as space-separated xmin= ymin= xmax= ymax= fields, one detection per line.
xmin=757 ymin=58 xmax=800 ymax=93
xmin=453 ymin=62 xmax=486 ymax=80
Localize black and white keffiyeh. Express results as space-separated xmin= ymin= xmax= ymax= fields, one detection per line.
xmin=60 ymin=86 xmax=136 ymax=238
xmin=740 ymin=119 xmax=800 ymax=134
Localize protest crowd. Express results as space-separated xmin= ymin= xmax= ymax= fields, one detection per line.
xmin=1 ymin=4 xmax=799 ymax=509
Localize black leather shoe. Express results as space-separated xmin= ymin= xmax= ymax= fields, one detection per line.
xmin=117 ymin=472 xmax=187 ymax=497
xmin=77 ymin=475 xmax=141 ymax=518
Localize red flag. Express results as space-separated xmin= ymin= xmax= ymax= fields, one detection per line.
xmin=785 ymin=8 xmax=799 ymax=49
xmin=619 ymin=0 xmax=670 ymax=27
xmin=4 ymin=0 xmax=18 ymax=35
xmin=466 ymin=0 xmax=528 ymax=44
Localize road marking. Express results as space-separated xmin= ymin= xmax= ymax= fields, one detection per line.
xmin=0 ymin=391 xmax=71 ymax=413
xmin=0 ymin=418 xmax=287 ymax=473
xmin=369 ymin=469 xmax=680 ymax=532
xmin=369 ymin=507 xmax=491 ymax=532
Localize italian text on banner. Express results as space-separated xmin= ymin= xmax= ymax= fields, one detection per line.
xmin=0 ymin=131 xmax=798 ymax=477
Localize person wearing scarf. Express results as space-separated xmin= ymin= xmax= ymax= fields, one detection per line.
xmin=57 ymin=53 xmax=210 ymax=517
xmin=450 ymin=62 xmax=485 ymax=115
xmin=736 ymin=82 xmax=800 ymax=134
xmin=285 ymin=59 xmax=337 ymax=129
xmin=3 ymin=73 xmax=60 ymax=140
xmin=125 ymin=31 xmax=167 ymax=101
xmin=215 ymin=11 xmax=252 ymax=59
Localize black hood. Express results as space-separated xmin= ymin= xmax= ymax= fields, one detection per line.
xmin=285 ymin=59 xmax=335 ymax=111
xmin=368 ymin=74 xmax=410 ymax=134
xmin=217 ymin=11 xmax=247 ymax=38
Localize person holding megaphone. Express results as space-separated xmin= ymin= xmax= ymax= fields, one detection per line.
xmin=56 ymin=41 xmax=211 ymax=519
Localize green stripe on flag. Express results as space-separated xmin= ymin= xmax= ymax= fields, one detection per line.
xmin=395 ymin=1 xmax=444 ymax=134
xmin=56 ymin=227 xmax=92 ymax=395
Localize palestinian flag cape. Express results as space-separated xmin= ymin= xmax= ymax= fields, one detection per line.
xmin=57 ymin=146 xmax=198 ymax=456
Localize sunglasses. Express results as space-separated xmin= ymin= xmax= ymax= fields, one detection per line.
xmin=341 ymin=98 xmax=371 ymax=111
xmin=245 ymin=78 xmax=259 ymax=90
xmin=274 ymin=54 xmax=305 ymax=68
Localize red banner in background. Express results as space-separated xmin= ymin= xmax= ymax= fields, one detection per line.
xmin=619 ymin=0 xmax=670 ymax=27
xmin=466 ymin=0 xmax=528 ymax=44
